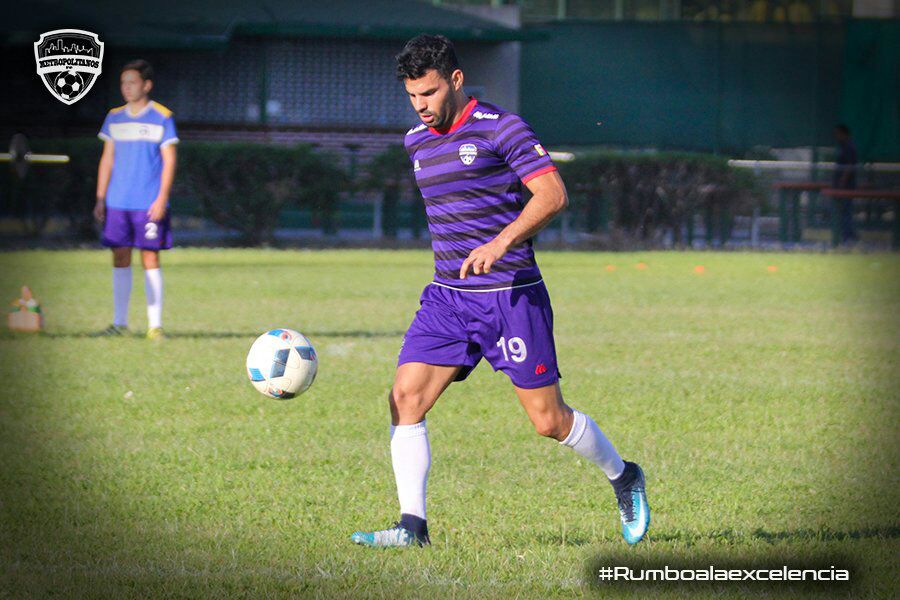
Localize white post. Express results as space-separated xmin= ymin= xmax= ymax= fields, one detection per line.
xmin=751 ymin=206 xmax=760 ymax=248
xmin=751 ymin=163 xmax=761 ymax=248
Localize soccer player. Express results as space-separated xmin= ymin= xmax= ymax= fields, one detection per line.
xmin=832 ymin=124 xmax=858 ymax=244
xmin=93 ymin=59 xmax=178 ymax=339
xmin=351 ymin=35 xmax=650 ymax=548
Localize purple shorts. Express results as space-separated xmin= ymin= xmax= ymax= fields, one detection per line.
xmin=398 ymin=280 xmax=561 ymax=389
xmin=102 ymin=208 xmax=172 ymax=250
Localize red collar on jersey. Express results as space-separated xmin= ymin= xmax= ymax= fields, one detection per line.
xmin=428 ymin=97 xmax=477 ymax=136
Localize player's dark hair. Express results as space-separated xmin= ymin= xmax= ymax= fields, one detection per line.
xmin=121 ymin=59 xmax=154 ymax=81
xmin=835 ymin=123 xmax=851 ymax=135
xmin=396 ymin=34 xmax=460 ymax=81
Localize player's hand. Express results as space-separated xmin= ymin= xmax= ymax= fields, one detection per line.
xmin=93 ymin=199 xmax=105 ymax=223
xmin=459 ymin=238 xmax=510 ymax=279
xmin=147 ymin=199 xmax=167 ymax=222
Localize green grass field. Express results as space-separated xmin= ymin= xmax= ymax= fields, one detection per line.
xmin=1 ymin=249 xmax=898 ymax=598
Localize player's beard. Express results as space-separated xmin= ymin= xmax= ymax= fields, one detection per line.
xmin=426 ymin=95 xmax=458 ymax=130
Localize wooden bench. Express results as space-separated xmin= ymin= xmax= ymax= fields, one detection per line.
xmin=820 ymin=188 xmax=900 ymax=248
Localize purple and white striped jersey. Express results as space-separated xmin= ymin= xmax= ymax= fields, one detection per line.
xmin=405 ymin=98 xmax=557 ymax=290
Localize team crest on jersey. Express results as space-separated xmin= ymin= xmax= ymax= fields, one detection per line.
xmin=34 ymin=29 xmax=104 ymax=105
xmin=458 ymin=143 xmax=478 ymax=166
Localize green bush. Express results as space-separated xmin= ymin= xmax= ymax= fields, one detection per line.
xmin=178 ymin=142 xmax=348 ymax=244
xmin=363 ymin=144 xmax=416 ymax=239
xmin=2 ymin=138 xmax=349 ymax=245
xmin=1 ymin=138 xmax=102 ymax=240
xmin=558 ymin=152 xmax=763 ymax=245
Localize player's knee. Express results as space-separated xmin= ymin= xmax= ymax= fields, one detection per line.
xmin=142 ymin=253 xmax=160 ymax=269
xmin=112 ymin=249 xmax=131 ymax=268
xmin=389 ymin=384 xmax=428 ymax=417
xmin=532 ymin=414 xmax=567 ymax=440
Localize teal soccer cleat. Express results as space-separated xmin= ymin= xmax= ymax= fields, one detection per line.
xmin=351 ymin=522 xmax=430 ymax=548
xmin=614 ymin=462 xmax=650 ymax=545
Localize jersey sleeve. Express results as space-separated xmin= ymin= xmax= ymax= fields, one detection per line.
xmin=98 ymin=112 xmax=112 ymax=142
xmin=494 ymin=113 xmax=556 ymax=184
xmin=160 ymin=115 xmax=179 ymax=147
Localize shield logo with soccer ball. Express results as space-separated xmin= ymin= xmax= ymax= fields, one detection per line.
xmin=34 ymin=29 xmax=104 ymax=105
xmin=458 ymin=143 xmax=478 ymax=166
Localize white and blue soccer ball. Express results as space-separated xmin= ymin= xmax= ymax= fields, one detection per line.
xmin=246 ymin=328 xmax=318 ymax=399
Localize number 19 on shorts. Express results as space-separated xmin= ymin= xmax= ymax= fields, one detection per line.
xmin=497 ymin=336 xmax=527 ymax=363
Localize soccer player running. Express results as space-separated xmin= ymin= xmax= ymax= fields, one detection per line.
xmin=351 ymin=35 xmax=649 ymax=548
xmin=93 ymin=60 xmax=178 ymax=340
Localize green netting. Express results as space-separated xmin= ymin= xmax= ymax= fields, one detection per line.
xmin=520 ymin=21 xmax=845 ymax=154
xmin=840 ymin=20 xmax=900 ymax=161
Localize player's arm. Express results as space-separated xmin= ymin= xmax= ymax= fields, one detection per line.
xmin=94 ymin=140 xmax=114 ymax=222
xmin=459 ymin=170 xmax=568 ymax=279
xmin=147 ymin=144 xmax=177 ymax=222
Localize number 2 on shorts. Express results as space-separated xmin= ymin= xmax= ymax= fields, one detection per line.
xmin=145 ymin=222 xmax=158 ymax=240
xmin=497 ymin=336 xmax=527 ymax=363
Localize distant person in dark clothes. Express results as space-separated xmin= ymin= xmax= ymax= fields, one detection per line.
xmin=833 ymin=124 xmax=858 ymax=243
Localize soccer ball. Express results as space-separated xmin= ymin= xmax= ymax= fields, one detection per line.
xmin=246 ymin=328 xmax=318 ymax=399
xmin=55 ymin=69 xmax=84 ymax=100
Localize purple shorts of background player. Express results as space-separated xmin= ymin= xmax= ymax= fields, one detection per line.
xmin=398 ymin=279 xmax=561 ymax=389
xmin=102 ymin=208 xmax=172 ymax=250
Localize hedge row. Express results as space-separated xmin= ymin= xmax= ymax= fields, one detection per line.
xmin=2 ymin=140 xmax=763 ymax=245
xmin=557 ymin=151 xmax=764 ymax=245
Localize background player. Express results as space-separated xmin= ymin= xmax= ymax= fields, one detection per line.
xmin=351 ymin=35 xmax=649 ymax=548
xmin=93 ymin=59 xmax=178 ymax=339
xmin=832 ymin=123 xmax=858 ymax=244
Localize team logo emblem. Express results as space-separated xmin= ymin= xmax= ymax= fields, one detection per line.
xmin=534 ymin=144 xmax=547 ymax=157
xmin=458 ymin=143 xmax=478 ymax=166
xmin=34 ymin=29 xmax=104 ymax=105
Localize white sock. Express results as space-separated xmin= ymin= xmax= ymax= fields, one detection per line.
xmin=560 ymin=409 xmax=626 ymax=480
xmin=144 ymin=268 xmax=163 ymax=329
xmin=112 ymin=267 xmax=132 ymax=327
xmin=390 ymin=420 xmax=430 ymax=520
